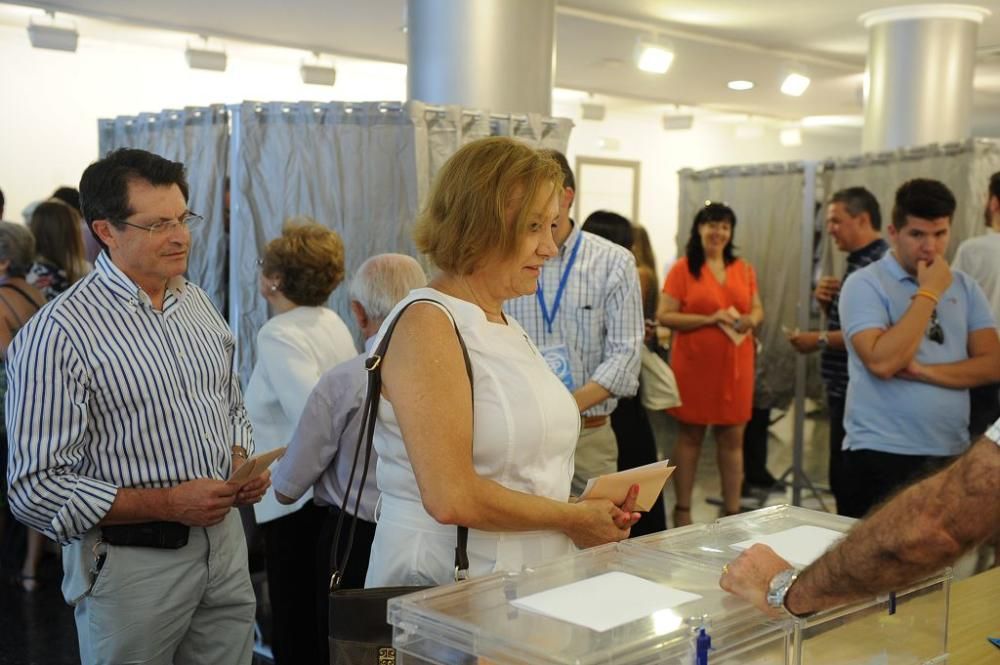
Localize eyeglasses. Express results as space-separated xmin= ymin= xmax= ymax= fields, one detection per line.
xmin=117 ymin=212 xmax=203 ymax=236
xmin=926 ymin=309 xmax=944 ymax=344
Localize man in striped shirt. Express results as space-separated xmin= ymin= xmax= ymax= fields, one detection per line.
xmin=506 ymin=150 xmax=643 ymax=495
xmin=5 ymin=149 xmax=267 ymax=665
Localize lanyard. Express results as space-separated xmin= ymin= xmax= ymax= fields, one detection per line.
xmin=536 ymin=232 xmax=583 ymax=335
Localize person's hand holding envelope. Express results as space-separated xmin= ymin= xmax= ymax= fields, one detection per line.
xmin=228 ymin=446 xmax=285 ymax=507
xmin=579 ymin=460 xmax=675 ymax=513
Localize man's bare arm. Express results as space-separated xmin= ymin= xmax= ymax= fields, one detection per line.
xmin=902 ymin=328 xmax=1000 ymax=389
xmin=784 ymin=437 xmax=1000 ymax=615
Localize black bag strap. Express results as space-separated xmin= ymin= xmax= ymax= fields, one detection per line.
xmin=330 ymin=298 xmax=472 ymax=591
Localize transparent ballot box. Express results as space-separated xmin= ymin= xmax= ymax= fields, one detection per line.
xmin=629 ymin=505 xmax=951 ymax=664
xmin=387 ymin=542 xmax=791 ymax=665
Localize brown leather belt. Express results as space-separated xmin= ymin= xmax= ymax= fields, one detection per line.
xmin=582 ymin=415 xmax=609 ymax=429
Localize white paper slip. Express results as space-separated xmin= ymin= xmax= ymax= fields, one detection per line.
xmin=509 ymin=571 xmax=702 ymax=633
xmin=731 ymin=525 xmax=845 ymax=568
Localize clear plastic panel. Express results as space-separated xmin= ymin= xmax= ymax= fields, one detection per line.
xmin=389 ymin=543 xmax=787 ymax=665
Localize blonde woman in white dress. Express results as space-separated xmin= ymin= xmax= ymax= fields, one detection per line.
xmin=365 ymin=138 xmax=641 ymax=587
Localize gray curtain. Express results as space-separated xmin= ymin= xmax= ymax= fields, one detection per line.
xmin=97 ymin=105 xmax=229 ymax=313
xmin=230 ymin=101 xmax=421 ymax=383
xmin=409 ymin=101 xmax=573 ymax=209
xmin=677 ymin=164 xmax=809 ymax=409
xmin=231 ymin=100 xmax=573 ymax=383
xmin=819 ymin=138 xmax=1000 ymax=277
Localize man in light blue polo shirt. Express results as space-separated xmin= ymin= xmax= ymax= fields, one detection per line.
xmin=838 ymin=178 xmax=1000 ymax=518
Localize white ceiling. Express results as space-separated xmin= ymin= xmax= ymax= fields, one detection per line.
xmin=7 ymin=0 xmax=1000 ymax=132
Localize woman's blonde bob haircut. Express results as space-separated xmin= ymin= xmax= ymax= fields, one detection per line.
xmin=414 ymin=137 xmax=563 ymax=275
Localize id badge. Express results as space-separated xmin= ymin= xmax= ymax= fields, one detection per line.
xmin=540 ymin=343 xmax=575 ymax=391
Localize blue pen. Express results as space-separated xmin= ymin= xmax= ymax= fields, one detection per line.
xmin=695 ymin=627 xmax=713 ymax=665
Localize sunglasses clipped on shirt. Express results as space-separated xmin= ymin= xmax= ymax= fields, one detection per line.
xmin=926 ymin=308 xmax=944 ymax=344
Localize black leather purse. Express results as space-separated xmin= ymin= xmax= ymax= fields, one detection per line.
xmin=328 ymin=299 xmax=471 ymax=665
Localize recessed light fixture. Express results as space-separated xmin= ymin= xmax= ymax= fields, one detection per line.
xmin=635 ymin=38 xmax=674 ymax=74
xmin=727 ymin=80 xmax=754 ymax=91
xmin=780 ymin=72 xmax=811 ymax=97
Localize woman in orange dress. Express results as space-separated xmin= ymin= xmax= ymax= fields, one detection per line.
xmin=658 ymin=203 xmax=763 ymax=526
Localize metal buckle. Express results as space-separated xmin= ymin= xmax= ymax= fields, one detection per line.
xmin=454 ymin=566 xmax=468 ymax=582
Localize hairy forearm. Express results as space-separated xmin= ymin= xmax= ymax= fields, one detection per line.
xmin=100 ymin=487 xmax=173 ymax=525
xmin=786 ymin=440 xmax=1000 ymax=615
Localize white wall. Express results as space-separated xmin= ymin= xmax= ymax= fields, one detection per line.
xmin=0 ymin=20 xmax=860 ymax=277
xmin=554 ymin=102 xmax=861 ymax=280
xmin=0 ymin=24 xmax=406 ymax=221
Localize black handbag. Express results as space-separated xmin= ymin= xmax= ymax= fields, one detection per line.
xmin=328 ymin=299 xmax=472 ymax=665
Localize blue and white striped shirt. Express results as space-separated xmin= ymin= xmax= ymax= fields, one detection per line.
xmin=5 ymin=252 xmax=253 ymax=544
xmin=506 ymin=223 xmax=643 ymax=416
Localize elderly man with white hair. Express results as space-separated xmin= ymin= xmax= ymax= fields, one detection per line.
xmin=271 ymin=252 xmax=427 ymax=662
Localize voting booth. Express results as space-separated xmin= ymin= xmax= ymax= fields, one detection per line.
xmin=387 ymin=506 xmax=951 ymax=665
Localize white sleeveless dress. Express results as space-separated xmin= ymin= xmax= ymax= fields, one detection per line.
xmin=365 ymin=288 xmax=581 ymax=587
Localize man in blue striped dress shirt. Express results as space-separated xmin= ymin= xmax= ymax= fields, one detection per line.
xmin=506 ymin=150 xmax=643 ymax=495
xmin=5 ymin=149 xmax=268 ymax=665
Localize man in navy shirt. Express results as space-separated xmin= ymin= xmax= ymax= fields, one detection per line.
xmin=787 ymin=187 xmax=887 ymax=514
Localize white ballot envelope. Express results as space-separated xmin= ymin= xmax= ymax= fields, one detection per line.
xmin=578 ymin=460 xmax=674 ymax=512
xmin=228 ymin=446 xmax=286 ymax=487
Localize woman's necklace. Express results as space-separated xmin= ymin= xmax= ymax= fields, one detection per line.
xmin=460 ymin=277 xmax=505 ymax=322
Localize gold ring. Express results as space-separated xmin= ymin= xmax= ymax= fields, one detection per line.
xmin=722 ymin=564 xmax=730 ymax=575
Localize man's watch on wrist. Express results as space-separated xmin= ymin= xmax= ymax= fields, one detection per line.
xmin=231 ymin=445 xmax=249 ymax=460
xmin=816 ymin=331 xmax=829 ymax=350
xmin=767 ymin=568 xmax=805 ymax=617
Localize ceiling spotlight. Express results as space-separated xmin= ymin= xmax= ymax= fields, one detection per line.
xmin=635 ymin=39 xmax=674 ymax=74
xmin=780 ymin=72 xmax=811 ymax=97
xmin=301 ymin=63 xmax=337 ymax=86
xmin=727 ymin=80 xmax=754 ymax=91
xmin=185 ymin=40 xmax=227 ymax=72
xmin=27 ymin=18 xmax=78 ymax=52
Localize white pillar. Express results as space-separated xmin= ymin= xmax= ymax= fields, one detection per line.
xmin=860 ymin=4 xmax=990 ymax=152
xmin=407 ymin=0 xmax=556 ymax=115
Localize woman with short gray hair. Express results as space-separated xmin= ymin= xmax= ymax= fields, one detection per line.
xmin=0 ymin=220 xmax=47 ymax=592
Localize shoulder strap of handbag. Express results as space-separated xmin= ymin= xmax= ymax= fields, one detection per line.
xmin=329 ymin=298 xmax=472 ymax=591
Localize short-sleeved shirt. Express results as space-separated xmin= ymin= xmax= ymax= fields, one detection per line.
xmin=839 ymin=252 xmax=997 ymax=457
xmin=952 ymin=230 xmax=1000 ymax=326
xmin=820 ymin=238 xmax=889 ymax=398
xmin=986 ymin=418 xmax=1000 ymax=446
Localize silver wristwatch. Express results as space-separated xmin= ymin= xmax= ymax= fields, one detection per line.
xmin=816 ymin=331 xmax=829 ymax=350
xmin=766 ymin=568 xmax=800 ymax=616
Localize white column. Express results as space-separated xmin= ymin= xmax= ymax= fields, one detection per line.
xmin=860 ymin=4 xmax=990 ymax=152
xmin=407 ymin=0 xmax=556 ymax=115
